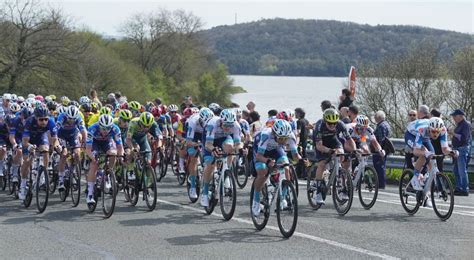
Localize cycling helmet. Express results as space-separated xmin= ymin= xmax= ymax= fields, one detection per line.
xmin=2 ymin=93 xmax=11 ymax=100
xmin=79 ymin=96 xmax=90 ymax=105
xmin=429 ymin=117 xmax=445 ymax=132
xmin=20 ymin=101 xmax=30 ymax=109
xmin=355 ymin=115 xmax=369 ymax=127
xmin=57 ymin=105 xmax=67 ymax=115
xmin=70 ymin=101 xmax=79 ymax=108
xmin=44 ymin=96 xmax=52 ymax=103
xmin=80 ymin=103 xmax=91 ymax=113
xmin=21 ymin=107 xmax=33 ymax=118
xmin=49 ymin=95 xmax=56 ymax=101
xmin=9 ymin=103 xmax=21 ymax=113
xmin=98 ymin=114 xmax=114 ymax=128
xmin=91 ymin=102 xmax=99 ymax=112
xmin=168 ymin=104 xmax=179 ymax=112
xmin=129 ymin=101 xmax=141 ymax=112
xmin=150 ymin=106 xmax=161 ymax=117
xmin=99 ymin=106 xmax=112 ymax=115
xmin=139 ymin=112 xmax=154 ymax=127
xmin=286 ymin=109 xmax=295 ymax=120
xmin=183 ymin=108 xmax=193 ymax=118
xmin=11 ymin=94 xmax=17 ymax=102
xmin=220 ymin=109 xmax=236 ymax=124
xmin=35 ymin=95 xmax=44 ymax=101
xmin=27 ymin=94 xmax=35 ymax=99
xmin=323 ymin=108 xmax=339 ymax=123
xmin=17 ymin=96 xmax=25 ymax=103
xmin=276 ymin=111 xmax=290 ymax=121
xmin=26 ymin=97 xmax=35 ymax=104
xmin=61 ymin=96 xmax=70 ymax=106
xmin=272 ymin=119 xmax=292 ymax=138
xmin=33 ymin=100 xmax=43 ymax=108
xmin=46 ymin=101 xmax=57 ymax=111
xmin=118 ymin=109 xmax=133 ymax=121
xmin=199 ymin=107 xmax=214 ymax=124
xmin=208 ymin=103 xmax=221 ymax=115
xmin=191 ymin=107 xmax=200 ymax=114
xmin=66 ymin=105 xmax=79 ymax=119
xmin=34 ymin=106 xmax=49 ymax=118
xmin=118 ymin=96 xmax=127 ymax=105
xmin=119 ymin=102 xmax=129 ymax=110
xmin=235 ymin=108 xmax=242 ymax=116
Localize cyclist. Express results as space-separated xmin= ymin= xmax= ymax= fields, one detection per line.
xmin=201 ymin=109 xmax=242 ymax=207
xmin=0 ymin=109 xmax=10 ymax=179
xmin=113 ymin=109 xmax=133 ymax=184
xmin=347 ymin=114 xmax=385 ymax=157
xmin=19 ymin=106 xmax=60 ymax=201
xmin=310 ymin=108 xmax=356 ymax=205
xmin=251 ymin=119 xmax=303 ymax=217
xmin=85 ymin=114 xmax=124 ymax=205
xmin=54 ymin=105 xmax=87 ymax=191
xmin=8 ymin=107 xmax=33 ymax=186
xmin=407 ymin=117 xmax=457 ymax=191
xmin=185 ymin=107 xmax=214 ymax=199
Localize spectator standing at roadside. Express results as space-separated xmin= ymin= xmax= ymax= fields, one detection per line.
xmin=404 ymin=110 xmax=418 ymax=169
xmin=180 ymin=96 xmax=195 ymax=112
xmin=249 ymin=111 xmax=262 ymax=138
xmin=246 ymin=101 xmax=256 ymax=113
xmin=340 ymin=107 xmax=351 ymax=123
xmin=295 ymin=107 xmax=310 ymax=178
xmin=347 ymin=105 xmax=359 ymax=122
xmin=89 ymin=90 xmax=102 ymax=106
xmin=321 ymin=100 xmax=332 ymax=112
xmin=373 ymin=111 xmax=391 ymax=189
xmin=430 ymin=109 xmax=444 ymax=171
xmin=450 ymin=109 xmax=471 ymax=196
xmin=338 ymin=89 xmax=354 ymax=110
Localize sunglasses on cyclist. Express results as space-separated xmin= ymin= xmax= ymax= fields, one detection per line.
xmin=120 ymin=118 xmax=130 ymax=123
xmin=409 ymin=114 xmax=416 ymax=117
xmin=326 ymin=122 xmax=337 ymax=126
xmin=99 ymin=126 xmax=112 ymax=131
xmin=222 ymin=123 xmax=234 ymax=128
xmin=38 ymin=117 xmax=49 ymax=122
xmin=276 ymin=136 xmax=289 ymax=142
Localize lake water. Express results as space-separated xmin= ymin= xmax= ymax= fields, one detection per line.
xmin=231 ymin=75 xmax=347 ymax=123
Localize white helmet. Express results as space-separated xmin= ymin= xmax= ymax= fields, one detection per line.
xmin=99 ymin=114 xmax=114 ymax=128
xmin=2 ymin=93 xmax=11 ymax=100
xmin=168 ymin=104 xmax=179 ymax=112
xmin=355 ymin=115 xmax=369 ymax=127
xmin=66 ymin=105 xmax=79 ymax=119
xmin=26 ymin=97 xmax=35 ymax=104
xmin=11 ymin=94 xmax=17 ymax=102
xmin=44 ymin=96 xmax=53 ymax=103
xmin=27 ymin=94 xmax=35 ymax=99
xmin=429 ymin=117 xmax=445 ymax=132
xmin=234 ymin=108 xmax=242 ymax=116
xmin=272 ymin=119 xmax=292 ymax=137
xmin=20 ymin=102 xmax=30 ymax=109
xmin=9 ymin=103 xmax=21 ymax=113
xmin=57 ymin=105 xmax=67 ymax=115
xmin=285 ymin=109 xmax=295 ymax=120
xmin=199 ymin=107 xmax=214 ymax=124
xmin=220 ymin=109 xmax=236 ymax=124
xmin=79 ymin=96 xmax=90 ymax=105
xmin=17 ymin=96 xmax=25 ymax=103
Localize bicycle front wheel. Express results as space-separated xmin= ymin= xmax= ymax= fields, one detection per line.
xmin=306 ymin=165 xmax=321 ymax=210
xmin=35 ymin=166 xmax=49 ymax=213
xmin=143 ymin=166 xmax=158 ymax=211
xmin=431 ymin=173 xmax=454 ymax=221
xmin=234 ymin=155 xmax=248 ymax=189
xmin=358 ymin=165 xmax=378 ymax=210
xmin=276 ymin=180 xmax=298 ymax=238
xmin=102 ymin=170 xmax=117 ymax=218
xmin=70 ymin=163 xmax=81 ymax=207
xmin=331 ymin=168 xmax=353 ymax=216
xmin=220 ymin=170 xmax=237 ymax=220
xmin=289 ymin=165 xmax=299 ymax=197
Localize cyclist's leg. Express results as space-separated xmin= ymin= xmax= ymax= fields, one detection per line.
xmin=0 ymin=143 xmax=6 ymax=176
xmin=187 ymin=145 xmax=198 ymax=188
xmin=87 ymin=142 xmax=102 ymax=200
xmin=222 ymin=136 xmax=234 ymax=166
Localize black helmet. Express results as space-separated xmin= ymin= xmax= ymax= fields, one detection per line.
xmin=34 ymin=106 xmax=49 ymax=118
xmin=46 ymin=101 xmax=57 ymax=111
xmin=21 ymin=107 xmax=33 ymax=118
xmin=81 ymin=103 xmax=91 ymax=113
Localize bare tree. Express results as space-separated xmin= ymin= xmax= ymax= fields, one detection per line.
xmin=0 ymin=0 xmax=84 ymax=92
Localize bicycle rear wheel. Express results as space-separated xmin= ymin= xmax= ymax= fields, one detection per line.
xmin=399 ymin=169 xmax=420 ymax=215
xmin=187 ymin=172 xmax=201 ymax=203
xmin=143 ymin=166 xmax=158 ymax=211
xmin=234 ymin=155 xmax=248 ymax=189
xmin=204 ymin=179 xmax=217 ymax=215
xmin=220 ymin=170 xmax=237 ymax=220
xmin=24 ymin=175 xmax=33 ymax=208
xmin=431 ymin=173 xmax=454 ymax=221
xmin=102 ymin=170 xmax=117 ymax=218
xmin=70 ymin=163 xmax=81 ymax=207
xmin=276 ymin=180 xmax=298 ymax=238
xmin=306 ymin=165 xmax=321 ymax=209
xmin=250 ymin=179 xmax=269 ymax=230
xmin=35 ymin=166 xmax=49 ymax=213
xmin=59 ymin=176 xmax=69 ymax=202
xmin=332 ymin=168 xmax=353 ymax=216
xmin=358 ymin=165 xmax=378 ymax=210
xmin=124 ymin=168 xmax=139 ymax=206
xmin=289 ymin=165 xmax=299 ymax=197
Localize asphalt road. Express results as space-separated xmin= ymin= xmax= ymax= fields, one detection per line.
xmin=1 ymin=172 xmax=473 ymax=259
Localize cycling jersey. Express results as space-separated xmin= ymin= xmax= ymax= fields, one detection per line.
xmin=414 ymin=126 xmax=448 ymax=149
xmin=23 ymin=116 xmax=57 ymax=151
xmin=127 ymin=118 xmax=161 ymax=139
xmin=205 ymin=117 xmax=241 ymax=144
xmin=9 ymin=116 xmax=27 ymax=143
xmin=0 ymin=122 xmax=10 ymax=146
xmin=86 ymin=123 xmax=122 ymax=146
xmin=169 ymin=113 xmax=182 ymax=130
xmin=238 ymin=118 xmax=250 ymax=136
xmin=346 ymin=122 xmax=376 ymax=144
xmin=54 ymin=113 xmax=86 ymax=136
xmin=313 ymin=119 xmax=351 ymax=146
xmin=186 ymin=114 xmax=206 ymax=143
xmin=113 ymin=118 xmax=128 ymax=146
xmin=253 ymin=128 xmax=297 ymax=170
xmin=406 ymin=119 xmax=429 ymax=136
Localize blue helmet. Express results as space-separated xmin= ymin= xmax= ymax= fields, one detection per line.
xmin=34 ymin=106 xmax=49 ymax=118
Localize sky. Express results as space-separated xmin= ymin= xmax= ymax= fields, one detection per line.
xmin=46 ymin=0 xmax=473 ymax=35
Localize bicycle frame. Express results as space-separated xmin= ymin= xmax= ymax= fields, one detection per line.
xmin=265 ymin=165 xmax=287 ymax=212
xmin=351 ymin=154 xmax=368 ymax=187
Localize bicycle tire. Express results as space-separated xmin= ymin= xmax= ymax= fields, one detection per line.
xmin=87 ymin=185 xmax=98 ymax=213
xmin=59 ymin=177 xmax=69 ymax=202
xmin=289 ymin=165 xmax=299 ymax=197
xmin=276 ymin=180 xmax=298 ymax=238
xmin=220 ymin=170 xmax=237 ymax=220
xmin=431 ymin=173 xmax=454 ymax=221
xmin=234 ymin=155 xmax=248 ymax=189
xmin=398 ymin=169 xmax=420 ymax=215
xmin=187 ymin=171 xmax=201 ymax=203
xmin=70 ymin=162 xmax=81 ymax=207
xmin=36 ymin=166 xmax=49 ymax=213
xmin=204 ymin=178 xmax=217 ymax=215
xmin=331 ymin=168 xmax=353 ymax=216
xmin=143 ymin=166 xmax=158 ymax=211
xmin=358 ymin=165 xmax=379 ymax=210
xmin=306 ymin=165 xmax=321 ymax=210
xmin=24 ymin=175 xmax=33 ymax=208
xmin=102 ymin=170 xmax=117 ymax=218
xmin=250 ymin=179 xmax=269 ymax=230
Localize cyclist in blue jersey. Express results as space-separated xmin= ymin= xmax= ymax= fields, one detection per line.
xmin=85 ymin=114 xmax=123 ymax=205
xmin=8 ymin=107 xmax=33 ymax=185
xmin=55 ymin=105 xmax=87 ymax=191
xmin=0 ymin=109 xmax=10 ymax=178
xmin=19 ymin=107 xmax=60 ymax=201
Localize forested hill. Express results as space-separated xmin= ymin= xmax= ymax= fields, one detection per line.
xmin=201 ymin=19 xmax=473 ymax=76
